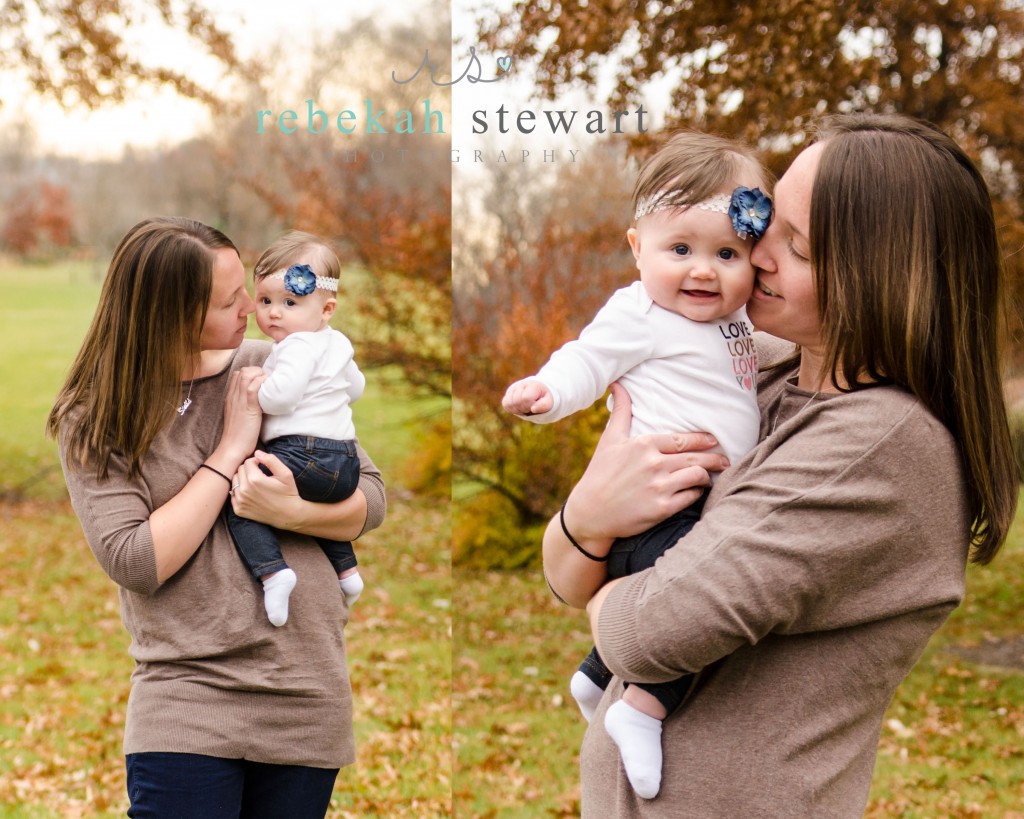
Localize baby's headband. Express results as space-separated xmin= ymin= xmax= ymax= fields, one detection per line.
xmin=267 ymin=263 xmax=338 ymax=295
xmin=634 ymin=185 xmax=773 ymax=241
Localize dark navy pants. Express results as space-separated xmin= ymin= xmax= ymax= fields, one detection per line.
xmin=125 ymin=752 xmax=339 ymax=818
xmin=577 ymin=491 xmax=708 ymax=715
xmin=227 ymin=436 xmax=361 ymax=578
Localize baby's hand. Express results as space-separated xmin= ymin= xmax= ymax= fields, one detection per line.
xmin=502 ymin=378 xmax=554 ymax=416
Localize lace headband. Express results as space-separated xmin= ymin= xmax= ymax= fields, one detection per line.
xmin=635 ymin=191 xmax=731 ymax=221
xmin=267 ymin=263 xmax=338 ymax=295
xmin=634 ymin=185 xmax=773 ymax=241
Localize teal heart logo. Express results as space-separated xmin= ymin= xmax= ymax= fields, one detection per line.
xmin=497 ymin=56 xmax=512 ymax=74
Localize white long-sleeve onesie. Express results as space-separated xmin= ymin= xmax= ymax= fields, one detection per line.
xmin=523 ymin=281 xmax=760 ymax=466
xmin=259 ymin=327 xmax=364 ymax=443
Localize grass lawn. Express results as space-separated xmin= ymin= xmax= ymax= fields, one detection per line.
xmin=0 ymin=261 xmax=102 ymax=500
xmin=0 ymin=259 xmax=451 ymax=816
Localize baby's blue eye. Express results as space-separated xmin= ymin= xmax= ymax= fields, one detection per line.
xmin=285 ymin=299 xmax=297 ymax=307
xmin=718 ymin=248 xmax=736 ymax=260
xmin=672 ymin=244 xmax=691 ymax=256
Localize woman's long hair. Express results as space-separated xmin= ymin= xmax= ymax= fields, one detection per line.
xmin=47 ymin=217 xmax=238 ymax=478
xmin=811 ymin=113 xmax=1018 ymax=563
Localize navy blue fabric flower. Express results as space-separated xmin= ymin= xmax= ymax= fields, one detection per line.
xmin=729 ymin=187 xmax=773 ymax=241
xmin=283 ymin=264 xmax=317 ymax=296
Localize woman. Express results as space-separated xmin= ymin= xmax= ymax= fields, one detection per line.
xmin=47 ymin=217 xmax=386 ymax=817
xmin=544 ymin=114 xmax=1019 ymax=816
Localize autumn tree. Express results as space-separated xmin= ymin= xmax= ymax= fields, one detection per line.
xmin=480 ymin=0 xmax=1024 ymax=352
xmin=0 ymin=0 xmax=243 ymax=108
xmin=452 ymin=141 xmax=635 ymax=566
xmin=2 ymin=179 xmax=74 ymax=255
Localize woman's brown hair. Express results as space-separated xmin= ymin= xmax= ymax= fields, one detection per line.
xmin=811 ymin=113 xmax=1018 ymax=563
xmin=47 ymin=217 xmax=238 ymax=478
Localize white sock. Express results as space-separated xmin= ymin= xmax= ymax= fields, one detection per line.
xmin=569 ymin=670 xmax=605 ymax=723
xmin=339 ymin=571 xmax=364 ymax=607
xmin=605 ymin=698 xmax=664 ymax=799
xmin=262 ymin=568 xmax=297 ymax=627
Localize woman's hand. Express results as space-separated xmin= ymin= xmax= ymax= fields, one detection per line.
xmin=230 ymin=451 xmax=369 ymax=541
xmin=542 ymin=383 xmax=729 ymax=608
xmin=230 ymin=451 xmax=302 ymax=528
xmin=569 ymin=383 xmax=728 ymax=540
xmin=212 ymin=368 xmax=265 ymax=469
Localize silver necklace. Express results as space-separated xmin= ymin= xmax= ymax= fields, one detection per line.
xmin=177 ymin=366 xmax=198 ymax=415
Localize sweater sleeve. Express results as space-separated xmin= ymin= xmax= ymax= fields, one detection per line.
xmin=354 ymin=440 xmax=386 ymax=536
xmin=525 ymin=288 xmax=656 ymax=424
xmin=596 ymin=394 xmax=969 ymax=683
xmin=59 ymin=438 xmax=160 ymax=595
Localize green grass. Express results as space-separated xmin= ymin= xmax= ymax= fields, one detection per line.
xmin=0 ymin=261 xmax=103 ymax=499
xmin=454 ymin=494 xmax=1024 ymax=818
xmin=0 ymin=260 xmax=451 ymax=816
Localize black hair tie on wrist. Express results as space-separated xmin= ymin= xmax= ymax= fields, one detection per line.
xmin=560 ymin=501 xmax=609 ymax=562
xmin=199 ymin=463 xmax=233 ymax=487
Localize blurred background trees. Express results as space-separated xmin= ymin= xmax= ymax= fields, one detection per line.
xmin=453 ymin=145 xmax=633 ymax=565
xmin=479 ymin=0 xmax=1024 ymax=347
xmin=0 ymin=0 xmax=242 ymax=108
xmin=455 ymin=0 xmax=1024 ymax=566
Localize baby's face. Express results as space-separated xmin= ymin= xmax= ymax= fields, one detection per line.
xmin=254 ymin=274 xmax=332 ymax=342
xmin=629 ymin=202 xmax=756 ymax=323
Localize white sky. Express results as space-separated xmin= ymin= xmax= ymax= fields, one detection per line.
xmin=4 ymin=0 xmax=424 ymax=159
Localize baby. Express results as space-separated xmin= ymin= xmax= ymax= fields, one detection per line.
xmin=227 ymin=231 xmax=367 ymax=627
xmin=503 ymin=131 xmax=771 ymax=799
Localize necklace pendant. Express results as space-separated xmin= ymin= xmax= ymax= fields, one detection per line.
xmin=177 ymin=398 xmax=193 ymax=415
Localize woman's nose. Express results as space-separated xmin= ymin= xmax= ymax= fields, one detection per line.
xmin=750 ymin=236 xmax=773 ymax=272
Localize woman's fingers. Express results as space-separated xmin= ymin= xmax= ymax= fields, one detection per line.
xmin=647 ymin=430 xmax=720 ymax=455
xmin=251 ymin=451 xmax=298 ymax=491
xmin=594 ymin=382 xmax=633 ymax=452
xmin=230 ymin=452 xmax=300 ymax=524
xmin=569 ymin=422 xmax=729 ymax=541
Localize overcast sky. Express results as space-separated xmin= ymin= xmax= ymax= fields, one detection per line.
xmin=5 ymin=0 xmax=425 ymax=158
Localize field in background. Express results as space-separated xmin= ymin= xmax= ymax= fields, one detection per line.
xmin=0 ymin=260 xmax=451 ymax=817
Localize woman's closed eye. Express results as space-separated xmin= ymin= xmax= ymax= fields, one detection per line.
xmin=787 ymin=241 xmax=809 ymax=262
